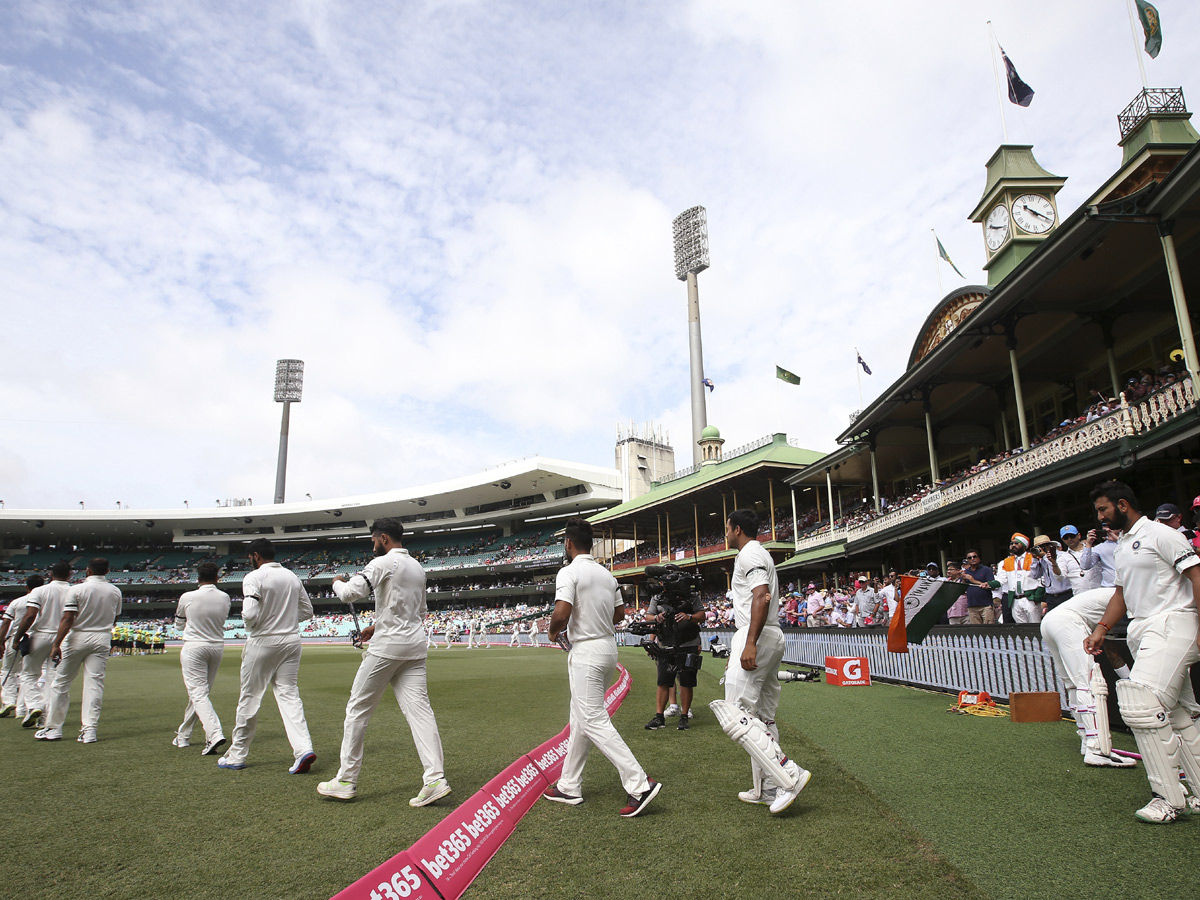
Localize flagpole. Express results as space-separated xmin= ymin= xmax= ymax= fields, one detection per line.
xmin=854 ymin=347 xmax=863 ymax=409
xmin=931 ymin=229 xmax=944 ymax=296
xmin=1124 ymin=0 xmax=1150 ymax=88
xmin=986 ymin=21 xmax=1009 ymax=143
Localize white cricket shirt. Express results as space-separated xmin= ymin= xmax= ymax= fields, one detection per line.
xmin=334 ymin=547 xmax=427 ymax=659
xmin=175 ymin=584 xmax=232 ymax=643
xmin=730 ymin=540 xmax=779 ymax=630
xmin=241 ymin=562 xmax=313 ymax=638
xmin=26 ymin=580 xmax=72 ymax=635
xmin=64 ymin=575 xmax=123 ymax=632
xmin=1114 ymin=515 xmax=1200 ymax=619
xmin=554 ymin=554 xmax=622 ymax=643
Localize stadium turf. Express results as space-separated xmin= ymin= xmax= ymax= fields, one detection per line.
xmin=0 ymin=645 xmax=1190 ymax=900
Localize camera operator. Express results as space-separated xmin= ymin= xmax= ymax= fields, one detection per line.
xmin=643 ymin=579 xmax=706 ymax=732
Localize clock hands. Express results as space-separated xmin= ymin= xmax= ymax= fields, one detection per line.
xmin=1017 ymin=201 xmax=1052 ymax=222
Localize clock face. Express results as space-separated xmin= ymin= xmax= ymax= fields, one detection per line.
xmin=985 ymin=204 xmax=1010 ymax=251
xmin=1012 ymin=193 xmax=1056 ymax=234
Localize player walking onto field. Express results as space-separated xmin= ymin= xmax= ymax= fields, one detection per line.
xmin=171 ymin=562 xmax=231 ymax=755
xmin=0 ymin=575 xmax=43 ymax=719
xmin=218 ymin=538 xmax=316 ymax=773
xmin=1083 ymin=481 xmax=1200 ymax=822
xmin=710 ymin=509 xmax=811 ymax=815
xmin=543 ymin=517 xmax=660 ymax=817
xmin=319 ymin=518 xmax=450 ymax=806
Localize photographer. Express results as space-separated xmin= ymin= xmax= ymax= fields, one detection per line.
xmin=642 ymin=569 xmax=706 ymax=732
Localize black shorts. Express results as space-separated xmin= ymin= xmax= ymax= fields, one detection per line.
xmin=656 ymin=650 xmax=699 ymax=689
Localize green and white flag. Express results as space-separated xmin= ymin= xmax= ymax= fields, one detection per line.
xmin=936 ymin=234 xmax=964 ymax=278
xmin=887 ymin=575 xmax=968 ymax=652
xmin=775 ymin=365 xmax=801 ymax=385
xmin=1135 ymin=0 xmax=1162 ymax=59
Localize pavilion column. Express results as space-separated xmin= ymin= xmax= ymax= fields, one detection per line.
xmin=1006 ymin=322 xmax=1031 ymax=449
xmin=693 ymin=502 xmax=700 ymax=561
xmin=657 ymin=514 xmax=663 ymax=562
xmin=1160 ymin=221 xmax=1200 ymax=387
xmin=665 ymin=511 xmax=671 ymax=561
xmin=923 ymin=396 xmax=939 ymax=483
xmin=869 ymin=437 xmax=881 ymax=511
xmin=723 ymin=493 xmax=729 ymax=548
xmin=825 ymin=467 xmax=835 ymax=527
xmin=768 ymin=478 xmax=776 ymax=541
xmin=790 ymin=488 xmax=798 ymax=547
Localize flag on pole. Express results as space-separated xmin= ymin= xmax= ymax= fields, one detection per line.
xmin=936 ymin=234 xmax=965 ymax=278
xmin=701 ymin=377 xmax=715 ymax=392
xmin=999 ymin=45 xmax=1034 ymax=107
xmin=1134 ymin=0 xmax=1162 ymax=58
xmin=775 ymin=365 xmax=801 ymax=385
xmin=886 ymin=575 xmax=968 ymax=653
xmin=856 ymin=353 xmax=872 ymax=375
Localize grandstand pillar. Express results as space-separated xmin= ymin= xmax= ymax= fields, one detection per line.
xmin=790 ymin=488 xmax=797 ymax=548
xmin=869 ymin=439 xmax=881 ymax=512
xmin=657 ymin=514 xmax=663 ymax=561
xmin=665 ymin=511 xmax=671 ymax=561
xmin=825 ymin=468 xmax=835 ymax=528
xmin=722 ymin=494 xmax=728 ymax=548
xmin=1160 ymin=225 xmax=1200 ymax=387
xmin=999 ymin=410 xmax=1012 ymax=451
xmin=633 ymin=520 xmax=638 ymax=565
xmin=1005 ymin=326 xmax=1031 ymax=449
xmin=768 ymin=479 xmax=776 ymax=540
xmin=693 ymin=503 xmax=700 ymax=559
xmin=924 ymin=401 xmax=939 ymax=484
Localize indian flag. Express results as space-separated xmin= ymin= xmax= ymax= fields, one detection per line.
xmin=887 ymin=575 xmax=968 ymax=653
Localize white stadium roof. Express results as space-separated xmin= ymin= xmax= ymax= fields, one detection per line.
xmin=0 ymin=456 xmax=622 ymax=546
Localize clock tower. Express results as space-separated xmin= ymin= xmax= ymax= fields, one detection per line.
xmin=968 ymin=145 xmax=1066 ymax=287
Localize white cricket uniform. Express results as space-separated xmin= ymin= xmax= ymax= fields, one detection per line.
xmin=174 ymin=584 xmax=231 ymax=744
xmin=1 ymin=592 xmax=34 ymax=711
xmin=21 ymin=580 xmax=72 ymax=713
xmin=44 ymin=576 xmax=123 ymax=734
xmin=1114 ymin=517 xmax=1200 ymax=709
xmin=527 ymin=619 xmax=539 ymax=647
xmin=508 ymin=623 xmax=520 ymax=647
xmin=224 ymin=562 xmax=315 ymax=766
xmin=332 ymin=548 xmax=445 ymax=787
xmin=554 ymin=553 xmax=650 ymax=798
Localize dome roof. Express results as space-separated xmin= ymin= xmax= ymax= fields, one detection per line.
xmin=907 ymin=285 xmax=991 ymax=369
xmin=700 ymin=425 xmax=722 ymax=440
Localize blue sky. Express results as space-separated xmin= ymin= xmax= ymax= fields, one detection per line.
xmin=3 ymin=1 xmax=1199 ymax=509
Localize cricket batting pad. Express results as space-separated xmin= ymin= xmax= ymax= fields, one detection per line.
xmin=1089 ymin=663 xmax=1113 ymax=755
xmin=1116 ymin=680 xmax=1188 ymax=808
xmin=709 ymin=699 xmax=799 ymax=792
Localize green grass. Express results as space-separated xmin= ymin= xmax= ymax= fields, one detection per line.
xmin=0 ymin=645 xmax=1192 ymax=900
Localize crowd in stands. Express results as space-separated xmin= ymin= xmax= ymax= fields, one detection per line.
xmin=610 ymin=507 xmax=794 ymax=569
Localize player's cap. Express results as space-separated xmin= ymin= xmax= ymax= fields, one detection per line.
xmin=1193 ymin=495 xmax=1200 ymax=510
xmin=1155 ymin=503 xmax=1181 ymax=520
xmin=1059 ymin=525 xmax=1079 ymax=538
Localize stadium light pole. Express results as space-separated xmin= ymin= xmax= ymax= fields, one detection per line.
xmin=273 ymin=359 xmax=304 ymax=504
xmin=673 ymin=206 xmax=711 ymax=467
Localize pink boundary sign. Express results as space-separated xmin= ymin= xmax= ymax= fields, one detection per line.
xmin=330 ymin=664 xmax=632 ymax=900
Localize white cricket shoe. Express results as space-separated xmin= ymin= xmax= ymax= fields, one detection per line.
xmin=1134 ymin=795 xmax=1180 ymax=824
xmin=77 ymin=727 xmax=98 ymax=744
xmin=410 ymin=778 xmax=451 ymax=807
xmin=171 ymin=735 xmax=190 ymax=748
xmin=737 ymin=786 xmax=776 ymax=805
xmin=769 ymin=766 xmax=812 ymax=815
xmin=1084 ymin=749 xmax=1136 ymax=768
xmin=664 ymin=704 xmax=681 ymax=717
xmin=34 ymin=728 xmax=62 ymax=741
xmin=318 ymin=779 xmax=357 ymax=801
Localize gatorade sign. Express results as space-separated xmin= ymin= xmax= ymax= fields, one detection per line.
xmin=824 ymin=656 xmax=871 ymax=686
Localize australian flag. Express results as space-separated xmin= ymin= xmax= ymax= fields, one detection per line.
xmin=857 ymin=353 xmax=872 ymax=376
xmin=1000 ymin=45 xmax=1034 ymax=107
xmin=701 ymin=378 xmax=715 ymax=393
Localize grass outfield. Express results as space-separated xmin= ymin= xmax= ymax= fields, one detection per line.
xmin=0 ymin=644 xmax=1192 ymax=900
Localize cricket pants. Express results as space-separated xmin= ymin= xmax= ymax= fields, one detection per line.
xmin=336 ymin=650 xmax=444 ymax=786
xmin=724 ymin=626 xmax=790 ymax=790
xmin=557 ymin=637 xmax=650 ymax=797
xmin=176 ymin=641 xmax=225 ymax=743
xmin=20 ymin=632 xmax=56 ymax=712
xmin=45 ymin=630 xmax=112 ymax=732
xmin=225 ymin=634 xmax=313 ymax=764
xmin=1126 ymin=608 xmax=1200 ymax=710
xmin=1 ymin=644 xmax=23 ymax=710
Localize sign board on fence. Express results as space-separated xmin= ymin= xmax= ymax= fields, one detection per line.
xmin=825 ymin=656 xmax=871 ymax=686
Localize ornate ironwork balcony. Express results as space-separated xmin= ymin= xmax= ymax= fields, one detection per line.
xmin=1118 ymin=87 xmax=1187 ymax=141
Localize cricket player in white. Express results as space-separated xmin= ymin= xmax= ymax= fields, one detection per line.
xmin=172 ymin=562 xmax=231 ymax=755
xmin=1083 ymin=481 xmax=1200 ymax=823
xmin=543 ymin=517 xmax=660 ymax=817
xmin=711 ymin=509 xmax=811 ymax=815
xmin=11 ymin=561 xmax=73 ymax=729
xmin=508 ymin=621 xmax=521 ymax=647
xmin=527 ymin=618 xmax=539 ymax=648
xmin=218 ymin=538 xmax=316 ymax=773
xmin=0 ymin=575 xmax=43 ymax=718
xmin=36 ymin=558 xmax=122 ymax=743
xmin=318 ymin=518 xmax=450 ymax=805
xmin=1040 ymin=587 xmax=1135 ymax=768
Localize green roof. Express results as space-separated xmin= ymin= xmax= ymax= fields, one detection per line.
xmin=589 ymin=433 xmax=825 ymax=524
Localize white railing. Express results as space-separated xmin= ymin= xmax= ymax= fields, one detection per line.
xmin=793 ymin=378 xmax=1197 ymax=552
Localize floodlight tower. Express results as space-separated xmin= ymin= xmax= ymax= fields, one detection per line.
xmin=273 ymin=359 xmax=304 ymax=504
xmin=673 ymin=206 xmax=711 ymax=466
